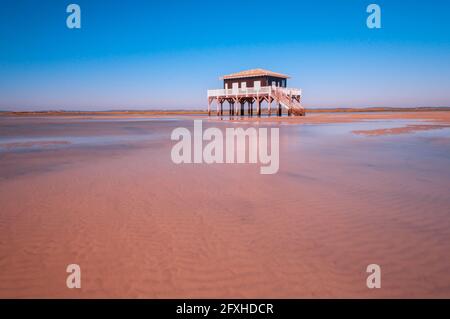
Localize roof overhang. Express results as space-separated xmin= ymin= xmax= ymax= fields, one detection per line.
xmin=220 ymin=68 xmax=290 ymax=80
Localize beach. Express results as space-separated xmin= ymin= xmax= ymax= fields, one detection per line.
xmin=0 ymin=111 xmax=449 ymax=298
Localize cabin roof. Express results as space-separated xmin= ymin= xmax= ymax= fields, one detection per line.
xmin=221 ymin=68 xmax=290 ymax=80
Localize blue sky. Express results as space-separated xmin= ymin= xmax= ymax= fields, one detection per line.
xmin=0 ymin=0 xmax=449 ymax=110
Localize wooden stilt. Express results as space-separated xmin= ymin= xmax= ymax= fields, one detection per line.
xmin=220 ymin=101 xmax=223 ymax=116
xmin=208 ymin=98 xmax=211 ymax=116
xmin=268 ymin=97 xmax=271 ymax=117
xmin=257 ymin=97 xmax=261 ymax=117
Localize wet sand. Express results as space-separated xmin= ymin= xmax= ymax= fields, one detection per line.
xmin=0 ymin=111 xmax=450 ymax=298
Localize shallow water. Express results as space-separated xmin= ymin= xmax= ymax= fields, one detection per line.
xmin=0 ymin=114 xmax=449 ymax=298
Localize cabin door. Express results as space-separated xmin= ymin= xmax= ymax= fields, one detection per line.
xmin=232 ymin=82 xmax=238 ymax=94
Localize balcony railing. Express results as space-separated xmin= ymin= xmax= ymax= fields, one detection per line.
xmin=207 ymin=86 xmax=301 ymax=98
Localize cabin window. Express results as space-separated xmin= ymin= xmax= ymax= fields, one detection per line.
xmin=241 ymin=82 xmax=246 ymax=89
xmin=254 ymin=81 xmax=261 ymax=89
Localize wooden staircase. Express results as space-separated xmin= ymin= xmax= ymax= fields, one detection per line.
xmin=272 ymin=87 xmax=305 ymax=116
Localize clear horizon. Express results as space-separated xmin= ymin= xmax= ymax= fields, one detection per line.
xmin=1 ymin=0 xmax=449 ymax=111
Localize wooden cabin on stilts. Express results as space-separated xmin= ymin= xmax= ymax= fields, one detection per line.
xmin=207 ymin=68 xmax=305 ymax=117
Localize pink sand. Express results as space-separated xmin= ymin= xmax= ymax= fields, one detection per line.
xmin=0 ymin=112 xmax=449 ymax=298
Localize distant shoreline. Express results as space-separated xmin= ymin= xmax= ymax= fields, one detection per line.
xmin=1 ymin=107 xmax=450 ymax=116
